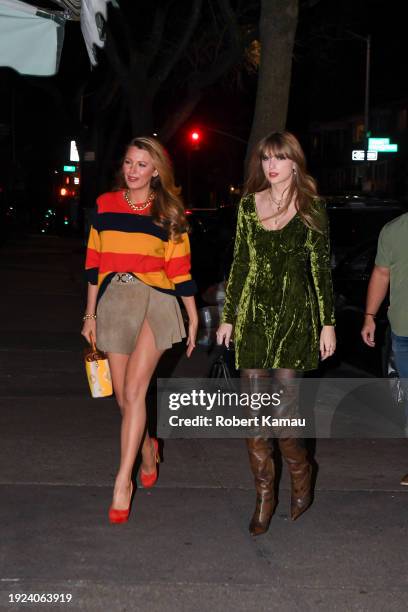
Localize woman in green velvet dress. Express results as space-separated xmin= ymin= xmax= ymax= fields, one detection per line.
xmin=217 ymin=131 xmax=336 ymax=536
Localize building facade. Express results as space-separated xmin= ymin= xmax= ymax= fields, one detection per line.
xmin=309 ymin=98 xmax=408 ymax=199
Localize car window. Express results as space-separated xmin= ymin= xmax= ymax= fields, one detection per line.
xmin=327 ymin=204 xmax=405 ymax=264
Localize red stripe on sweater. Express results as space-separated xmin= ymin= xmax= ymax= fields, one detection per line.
xmin=98 ymin=252 xmax=164 ymax=273
xmin=97 ymin=191 xmax=150 ymax=214
xmin=164 ymin=254 xmax=191 ymax=279
xmin=85 ymin=248 xmax=100 ymax=268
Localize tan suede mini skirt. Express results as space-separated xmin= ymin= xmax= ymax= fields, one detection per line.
xmin=96 ymin=273 xmax=186 ymax=354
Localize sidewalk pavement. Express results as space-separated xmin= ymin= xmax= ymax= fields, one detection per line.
xmin=0 ymin=235 xmax=407 ymax=612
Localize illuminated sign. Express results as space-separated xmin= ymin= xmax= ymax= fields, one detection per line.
xmin=70 ymin=140 xmax=79 ymax=162
xmin=368 ymin=137 xmax=398 ymax=153
xmin=367 ymin=151 xmax=378 ymax=161
xmin=352 ymin=150 xmax=378 ymax=161
xmin=63 ymin=165 xmax=76 ymax=172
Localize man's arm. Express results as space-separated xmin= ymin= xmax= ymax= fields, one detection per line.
xmin=361 ymin=265 xmax=390 ymax=347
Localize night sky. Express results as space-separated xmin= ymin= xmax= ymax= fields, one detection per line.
xmin=0 ymin=0 xmax=406 ymax=205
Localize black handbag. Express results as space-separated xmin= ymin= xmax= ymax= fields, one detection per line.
xmin=208 ymin=344 xmax=239 ymax=381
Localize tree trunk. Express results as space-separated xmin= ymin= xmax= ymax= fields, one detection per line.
xmin=128 ymin=89 xmax=154 ymax=137
xmin=246 ymin=0 xmax=298 ymax=164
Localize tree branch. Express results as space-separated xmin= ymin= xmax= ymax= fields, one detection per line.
xmin=104 ymin=24 xmax=130 ymax=94
xmin=160 ymin=0 xmax=245 ymax=140
xmin=150 ymin=0 xmax=203 ymax=95
xmin=188 ymin=0 xmax=243 ymax=90
xmin=159 ymin=89 xmax=202 ymax=142
xmin=146 ymin=2 xmax=174 ymax=68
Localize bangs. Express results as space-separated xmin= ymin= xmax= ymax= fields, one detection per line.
xmin=260 ymin=133 xmax=291 ymax=160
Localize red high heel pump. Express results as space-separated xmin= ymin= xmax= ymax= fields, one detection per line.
xmin=140 ymin=438 xmax=160 ymax=488
xmin=108 ymin=482 xmax=134 ymax=524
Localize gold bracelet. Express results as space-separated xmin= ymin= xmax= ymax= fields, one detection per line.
xmin=83 ymin=314 xmax=97 ymax=321
xmin=364 ymin=312 xmax=376 ymax=318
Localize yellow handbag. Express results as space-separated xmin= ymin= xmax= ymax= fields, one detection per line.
xmin=84 ymin=333 xmax=113 ymax=398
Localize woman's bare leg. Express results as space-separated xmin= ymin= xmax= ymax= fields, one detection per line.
xmin=108 ymin=353 xmax=129 ymax=414
xmin=110 ymin=319 xmax=164 ymax=510
xmin=108 ymin=351 xmax=155 ymax=467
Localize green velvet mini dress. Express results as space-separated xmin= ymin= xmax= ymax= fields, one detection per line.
xmin=221 ymin=194 xmax=335 ymax=371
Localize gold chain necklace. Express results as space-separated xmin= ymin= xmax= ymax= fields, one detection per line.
xmin=268 ymin=188 xmax=285 ymax=225
xmin=124 ymin=190 xmax=155 ymax=211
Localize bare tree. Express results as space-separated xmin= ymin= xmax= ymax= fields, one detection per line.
xmin=76 ymin=0 xmax=255 ymax=194
xmin=246 ymin=0 xmax=298 ymax=160
xmin=103 ymin=0 xmax=247 ymax=141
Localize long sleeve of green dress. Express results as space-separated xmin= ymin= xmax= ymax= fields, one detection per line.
xmin=306 ymin=208 xmax=336 ymax=327
xmin=221 ymin=199 xmax=249 ymax=325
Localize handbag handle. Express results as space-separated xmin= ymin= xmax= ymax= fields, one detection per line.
xmin=89 ymin=331 xmax=97 ymax=353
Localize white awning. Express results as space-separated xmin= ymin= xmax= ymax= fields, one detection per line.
xmin=0 ymin=0 xmax=65 ymax=75
xmin=0 ymin=0 xmax=114 ymax=75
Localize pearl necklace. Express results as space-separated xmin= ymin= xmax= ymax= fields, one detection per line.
xmin=124 ymin=190 xmax=155 ymax=211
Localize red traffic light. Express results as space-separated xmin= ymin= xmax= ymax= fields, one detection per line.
xmin=190 ymin=130 xmax=201 ymax=142
xmin=189 ymin=129 xmax=202 ymax=151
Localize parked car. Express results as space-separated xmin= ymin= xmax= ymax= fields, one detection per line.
xmin=187 ymin=205 xmax=237 ymax=299
xmin=325 ymin=195 xmax=406 ymax=266
xmin=327 ymin=197 xmax=407 ymax=374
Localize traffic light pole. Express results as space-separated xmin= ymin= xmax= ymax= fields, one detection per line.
xmin=187 ymin=148 xmax=191 ymax=207
xmin=364 ymin=34 xmax=371 ymax=156
xmin=347 ymin=30 xmax=371 ymax=189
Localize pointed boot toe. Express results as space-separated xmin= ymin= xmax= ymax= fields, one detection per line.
xmin=290 ymin=464 xmax=312 ymax=521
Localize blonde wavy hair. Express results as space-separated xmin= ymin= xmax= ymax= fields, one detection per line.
xmin=115 ymin=136 xmax=187 ymax=242
xmin=244 ymin=131 xmax=324 ymax=233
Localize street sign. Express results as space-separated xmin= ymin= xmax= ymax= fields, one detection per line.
xmin=375 ymin=143 xmax=398 ymax=152
xmin=368 ymin=137 xmax=398 ymax=153
xmin=368 ymin=137 xmax=389 ymax=149
xmin=352 ymin=150 xmax=378 ymax=161
xmin=352 ymin=150 xmax=365 ymax=161
xmin=63 ymin=165 xmax=76 ymax=172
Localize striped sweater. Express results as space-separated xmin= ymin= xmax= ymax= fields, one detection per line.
xmin=85 ymin=191 xmax=196 ymax=299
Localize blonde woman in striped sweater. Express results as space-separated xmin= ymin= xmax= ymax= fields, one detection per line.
xmin=81 ymin=137 xmax=198 ymax=523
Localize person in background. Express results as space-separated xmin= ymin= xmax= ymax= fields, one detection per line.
xmin=361 ymin=211 xmax=408 ymax=486
xmin=81 ymin=136 xmax=198 ymax=523
xmin=217 ymin=131 xmax=336 ymax=536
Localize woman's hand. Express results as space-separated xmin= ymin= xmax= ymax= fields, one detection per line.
xmin=320 ymin=325 xmax=336 ymax=360
xmin=186 ymin=317 xmax=198 ymax=358
xmin=81 ymin=318 xmax=96 ymax=345
xmin=216 ymin=322 xmax=233 ymax=348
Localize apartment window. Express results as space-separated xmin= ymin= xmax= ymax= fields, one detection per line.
xmin=397 ymin=109 xmax=407 ymax=131
xmin=354 ymin=123 xmax=364 ymax=142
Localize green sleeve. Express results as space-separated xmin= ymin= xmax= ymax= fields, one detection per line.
xmin=375 ymin=225 xmax=391 ymax=267
xmin=307 ymin=204 xmax=336 ymax=326
xmin=221 ymin=199 xmax=250 ymax=324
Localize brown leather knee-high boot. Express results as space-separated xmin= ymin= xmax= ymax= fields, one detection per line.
xmin=246 ymin=437 xmax=275 ymax=536
xmin=278 ymin=437 xmax=312 ymax=521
